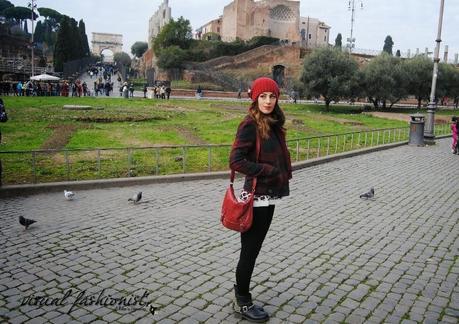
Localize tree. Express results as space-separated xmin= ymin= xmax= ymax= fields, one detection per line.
xmin=445 ymin=67 xmax=459 ymax=108
xmin=202 ymin=32 xmax=221 ymax=41
xmin=53 ymin=15 xmax=71 ymax=71
xmin=157 ymin=46 xmax=187 ymax=69
xmin=68 ymin=17 xmax=84 ymax=59
xmin=361 ymin=53 xmax=408 ymax=108
xmin=383 ymin=35 xmax=394 ymax=55
xmin=334 ymin=33 xmax=342 ymax=48
xmin=34 ymin=20 xmax=45 ymax=43
xmin=153 ymin=16 xmax=192 ymax=54
xmin=300 ymin=47 xmax=358 ymax=109
xmin=404 ymin=55 xmax=433 ymax=108
xmin=37 ymin=7 xmax=61 ymax=30
xmin=3 ymin=6 xmax=38 ymax=29
xmin=436 ymin=63 xmax=457 ymax=101
xmin=53 ymin=15 xmax=86 ymax=71
xmin=78 ymin=19 xmax=90 ymax=57
xmin=37 ymin=7 xmax=61 ymax=46
xmin=0 ymin=0 xmax=14 ymax=15
xmin=131 ymin=41 xmax=148 ymax=58
xmin=114 ymin=52 xmax=132 ymax=67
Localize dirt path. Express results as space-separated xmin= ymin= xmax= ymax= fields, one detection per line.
xmin=40 ymin=125 xmax=79 ymax=150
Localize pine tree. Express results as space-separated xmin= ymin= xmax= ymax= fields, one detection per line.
xmin=34 ymin=20 xmax=44 ymax=43
xmin=383 ymin=35 xmax=394 ymax=55
xmin=69 ymin=18 xmax=84 ymax=60
xmin=78 ymin=19 xmax=90 ymax=57
xmin=53 ymin=15 xmax=71 ymax=71
xmin=334 ymin=33 xmax=342 ymax=48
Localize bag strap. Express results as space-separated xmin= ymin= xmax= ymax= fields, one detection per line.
xmin=230 ymin=131 xmax=260 ymax=193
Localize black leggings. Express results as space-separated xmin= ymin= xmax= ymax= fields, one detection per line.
xmin=236 ymin=205 xmax=275 ymax=296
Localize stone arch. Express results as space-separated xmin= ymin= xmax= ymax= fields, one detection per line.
xmin=272 ymin=65 xmax=285 ymax=88
xmin=91 ymin=32 xmax=123 ymax=57
xmin=100 ymin=48 xmax=115 ymax=62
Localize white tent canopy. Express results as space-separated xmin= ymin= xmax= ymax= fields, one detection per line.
xmin=30 ymin=74 xmax=60 ymax=81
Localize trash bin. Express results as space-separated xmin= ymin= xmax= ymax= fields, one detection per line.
xmin=409 ymin=114 xmax=425 ymax=146
xmin=123 ymin=88 xmax=129 ymax=99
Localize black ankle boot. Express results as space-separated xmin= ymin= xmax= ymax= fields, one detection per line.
xmin=233 ymin=285 xmax=269 ymax=323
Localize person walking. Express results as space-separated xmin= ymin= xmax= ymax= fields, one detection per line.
xmin=165 ymin=85 xmax=171 ymax=100
xmin=229 ymin=77 xmax=292 ymax=322
xmin=451 ymin=116 xmax=458 ymax=154
xmin=122 ymin=82 xmax=129 ymax=99
xmin=16 ymin=81 xmax=23 ymax=96
xmin=129 ymin=83 xmax=134 ymax=98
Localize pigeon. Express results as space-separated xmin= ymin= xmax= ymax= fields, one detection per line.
xmin=64 ymin=190 xmax=75 ymax=200
xmin=19 ymin=216 xmax=36 ymax=229
xmin=128 ymin=191 xmax=142 ymax=204
xmin=360 ymin=187 xmax=375 ymax=199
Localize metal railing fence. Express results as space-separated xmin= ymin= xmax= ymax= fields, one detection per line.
xmin=0 ymin=124 xmax=451 ymax=185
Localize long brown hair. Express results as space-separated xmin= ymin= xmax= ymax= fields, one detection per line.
xmin=248 ymin=101 xmax=286 ymax=139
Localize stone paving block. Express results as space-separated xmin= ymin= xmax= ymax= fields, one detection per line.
xmin=190 ymin=310 xmax=212 ymax=322
xmin=102 ymin=312 xmax=122 ymax=322
xmin=400 ymin=320 xmax=418 ymax=324
xmin=167 ymin=311 xmax=188 ymax=322
xmin=50 ymin=313 xmax=73 ymax=323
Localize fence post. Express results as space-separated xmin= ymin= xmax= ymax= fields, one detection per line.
xmin=371 ymin=131 xmax=374 ymax=146
xmin=350 ymin=133 xmax=354 ymax=149
xmin=364 ymin=132 xmax=368 ymax=147
xmin=97 ymin=149 xmax=101 ymax=177
xmin=335 ymin=135 xmax=338 ymax=154
xmin=32 ymin=151 xmax=37 ymax=184
xmin=296 ymin=140 xmax=299 ymax=162
xmin=65 ymin=150 xmax=70 ymax=181
xmin=155 ymin=148 xmax=160 ymax=175
xmin=342 ymin=135 xmax=346 ymax=152
xmin=182 ymin=146 xmax=186 ymax=173
xmin=326 ymin=136 xmax=330 ymax=156
xmin=306 ymin=139 xmax=310 ymax=160
xmin=358 ymin=132 xmax=361 ymax=148
xmin=208 ymin=146 xmax=212 ymax=172
xmin=317 ymin=137 xmax=321 ymax=158
xmin=128 ymin=148 xmax=132 ymax=176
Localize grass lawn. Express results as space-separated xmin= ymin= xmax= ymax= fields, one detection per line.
xmin=0 ymin=96 xmax=451 ymax=184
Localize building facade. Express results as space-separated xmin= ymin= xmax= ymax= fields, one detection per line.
xmin=221 ymin=0 xmax=301 ymax=43
xmin=299 ymin=17 xmax=330 ymax=48
xmin=195 ymin=17 xmax=222 ymax=40
xmin=148 ymin=0 xmax=172 ymax=48
xmin=197 ymin=0 xmax=330 ymax=47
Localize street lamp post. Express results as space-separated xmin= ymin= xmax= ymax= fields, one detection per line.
xmin=346 ymin=0 xmax=364 ymax=53
xmin=424 ymin=0 xmax=446 ymax=144
xmin=28 ymin=0 xmax=37 ymax=77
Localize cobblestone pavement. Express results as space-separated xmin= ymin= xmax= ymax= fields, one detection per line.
xmin=1 ymin=138 xmax=458 ymax=324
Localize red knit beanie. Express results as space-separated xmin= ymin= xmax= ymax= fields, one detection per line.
xmin=250 ymin=77 xmax=280 ymax=102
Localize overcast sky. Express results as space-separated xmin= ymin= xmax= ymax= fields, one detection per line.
xmin=9 ymin=0 xmax=459 ymax=60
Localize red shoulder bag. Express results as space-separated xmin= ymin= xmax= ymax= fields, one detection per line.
xmin=221 ymin=134 xmax=260 ymax=233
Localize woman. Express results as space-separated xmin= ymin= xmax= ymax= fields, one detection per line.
xmin=229 ymin=77 xmax=292 ymax=322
